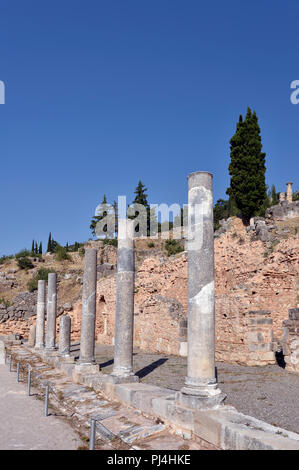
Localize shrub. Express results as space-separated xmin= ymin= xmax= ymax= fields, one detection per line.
xmin=79 ymin=247 xmax=85 ymax=257
xmin=15 ymin=249 xmax=31 ymax=259
xmin=55 ymin=245 xmax=72 ymax=261
xmin=17 ymin=257 xmax=34 ymax=270
xmin=164 ymin=239 xmax=184 ymax=257
xmin=147 ymin=242 xmax=155 ymax=248
xmin=0 ymin=297 xmax=11 ymax=307
xmin=0 ymin=255 xmax=14 ymax=265
xmin=27 ymin=268 xmax=56 ymax=292
xmin=103 ymin=238 xmax=117 ymax=247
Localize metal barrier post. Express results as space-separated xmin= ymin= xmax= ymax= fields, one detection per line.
xmin=27 ymin=369 xmax=31 ymax=396
xmin=16 ymin=362 xmax=20 ymax=382
xmin=89 ymin=419 xmax=96 ymax=450
xmin=9 ymin=355 xmax=12 ymax=372
xmin=44 ymin=385 xmax=49 ymax=417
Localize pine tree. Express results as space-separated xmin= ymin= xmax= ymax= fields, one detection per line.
xmin=90 ymin=195 xmax=111 ymax=237
xmin=39 ymin=242 xmax=42 ymax=254
xmin=130 ymin=181 xmax=150 ymax=236
xmin=226 ymin=108 xmax=267 ymax=221
xmin=47 ymin=233 xmax=52 ymax=252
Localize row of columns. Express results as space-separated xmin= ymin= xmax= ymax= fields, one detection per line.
xmin=32 ymin=171 xmax=224 ymax=408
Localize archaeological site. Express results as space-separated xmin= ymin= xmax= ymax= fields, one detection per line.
xmin=0 ymin=174 xmax=299 ymax=451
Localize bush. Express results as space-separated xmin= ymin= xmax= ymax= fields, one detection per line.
xmin=0 ymin=297 xmax=11 ymax=307
xmin=79 ymin=247 xmax=85 ymax=257
xmin=147 ymin=242 xmax=155 ymax=248
xmin=164 ymin=239 xmax=184 ymax=257
xmin=27 ymin=268 xmax=56 ymax=292
xmin=17 ymin=257 xmax=34 ymax=270
xmin=15 ymin=249 xmax=31 ymax=259
xmin=103 ymin=238 xmax=117 ymax=247
xmin=0 ymin=255 xmax=14 ymax=265
xmin=55 ymin=245 xmax=72 ymax=261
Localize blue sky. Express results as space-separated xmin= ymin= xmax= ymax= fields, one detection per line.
xmin=0 ymin=0 xmax=298 ymax=255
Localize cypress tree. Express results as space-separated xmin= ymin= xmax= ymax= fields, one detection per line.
xmin=131 ymin=180 xmax=150 ymax=236
xmin=47 ymin=233 xmax=52 ymax=252
xmin=226 ymin=108 xmax=267 ymax=221
xmin=31 ymin=240 xmax=35 ymax=253
xmin=39 ymin=242 xmax=42 ymax=254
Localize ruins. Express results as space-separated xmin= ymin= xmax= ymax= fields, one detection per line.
xmin=0 ymin=171 xmax=299 ymax=450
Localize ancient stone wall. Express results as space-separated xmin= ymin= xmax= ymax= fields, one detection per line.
xmin=282 ymin=308 xmax=299 ymax=373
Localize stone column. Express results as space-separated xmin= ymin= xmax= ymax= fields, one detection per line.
xmin=177 ymin=171 xmax=225 ymax=409
xmin=79 ymin=249 xmax=97 ymax=364
xmin=286 ymin=182 xmax=293 ymax=203
xmin=279 ymin=192 xmax=286 ymax=203
xmin=35 ymin=280 xmax=46 ymax=349
xmin=45 ymin=273 xmax=57 ymax=351
xmin=59 ymin=315 xmax=71 ymax=356
xmin=28 ymin=324 xmax=36 ymax=347
xmin=112 ymin=219 xmax=138 ymax=382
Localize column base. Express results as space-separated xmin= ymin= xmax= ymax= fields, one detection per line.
xmin=106 ymin=373 xmax=139 ymax=384
xmin=176 ymin=382 xmax=226 ymax=410
xmin=34 ymin=343 xmax=45 ymax=350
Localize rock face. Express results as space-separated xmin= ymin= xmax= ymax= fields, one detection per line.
xmin=0 ymin=292 xmax=37 ymax=326
xmin=0 ymin=217 xmax=298 ymax=367
xmin=266 ymin=201 xmax=299 ymax=221
xmin=281 ymin=309 xmax=299 ymax=373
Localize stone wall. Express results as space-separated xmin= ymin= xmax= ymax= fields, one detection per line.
xmin=281 ymin=308 xmax=299 ymax=373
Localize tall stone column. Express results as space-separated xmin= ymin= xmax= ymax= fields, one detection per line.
xmin=112 ymin=219 xmax=138 ymax=382
xmin=45 ymin=273 xmax=57 ymax=351
xmin=286 ymin=182 xmax=293 ymax=203
xmin=35 ymin=280 xmax=46 ymax=349
xmin=79 ymin=249 xmax=97 ymax=364
xmin=59 ymin=315 xmax=71 ymax=356
xmin=177 ymin=171 xmax=225 ymax=409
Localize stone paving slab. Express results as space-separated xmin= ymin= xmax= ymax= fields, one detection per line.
xmin=0 ymin=365 xmax=83 ymax=450
xmin=5 ymin=345 xmax=213 ymax=450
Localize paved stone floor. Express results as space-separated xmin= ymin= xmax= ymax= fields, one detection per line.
xmin=90 ymin=344 xmax=299 ymax=434
xmin=4 ymin=346 xmax=215 ymax=450
xmin=0 ymin=364 xmax=83 ymax=450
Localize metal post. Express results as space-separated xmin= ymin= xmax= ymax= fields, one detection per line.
xmin=4 ymin=349 xmax=6 ymax=364
xmin=9 ymin=355 xmax=12 ymax=372
xmin=89 ymin=419 xmax=96 ymax=450
xmin=16 ymin=362 xmax=20 ymax=382
xmin=27 ymin=369 xmax=31 ymax=396
xmin=44 ymin=385 xmax=49 ymax=417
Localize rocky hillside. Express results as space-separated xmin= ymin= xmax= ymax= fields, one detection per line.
xmin=0 ymin=208 xmax=298 ymax=365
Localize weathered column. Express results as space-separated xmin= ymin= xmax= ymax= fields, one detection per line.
xmin=177 ymin=171 xmax=225 ymax=409
xmin=45 ymin=273 xmax=57 ymax=350
xmin=79 ymin=249 xmax=97 ymax=364
xmin=35 ymin=280 xmax=46 ymax=349
xmin=279 ymin=192 xmax=286 ymax=203
xmin=59 ymin=315 xmax=71 ymax=356
xmin=286 ymin=182 xmax=293 ymax=203
xmin=28 ymin=324 xmax=36 ymax=347
xmin=112 ymin=219 xmax=138 ymax=382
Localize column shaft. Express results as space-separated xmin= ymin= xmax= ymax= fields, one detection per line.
xmin=45 ymin=273 xmax=57 ymax=350
xmin=35 ymin=280 xmax=46 ymax=349
xmin=113 ymin=219 xmax=135 ymax=376
xmin=59 ymin=315 xmax=71 ymax=356
xmin=178 ymin=171 xmax=225 ymax=408
xmin=79 ymin=249 xmax=97 ymax=364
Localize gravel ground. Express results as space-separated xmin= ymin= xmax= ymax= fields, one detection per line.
xmin=92 ymin=344 xmax=299 ymax=434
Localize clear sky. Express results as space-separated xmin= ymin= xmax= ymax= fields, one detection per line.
xmin=0 ymin=0 xmax=298 ymax=256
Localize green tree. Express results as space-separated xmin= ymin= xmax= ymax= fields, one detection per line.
xmin=39 ymin=242 xmax=43 ymax=254
xmin=130 ymin=180 xmax=150 ymax=236
xmin=226 ymin=108 xmax=267 ymax=221
xmin=47 ymin=233 xmax=52 ymax=252
xmin=31 ymin=240 xmax=35 ymax=253
xmin=271 ymin=184 xmax=279 ymax=206
xmin=90 ymin=195 xmax=115 ymax=238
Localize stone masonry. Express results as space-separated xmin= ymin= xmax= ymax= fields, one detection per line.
xmin=281 ymin=308 xmax=299 ymax=373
